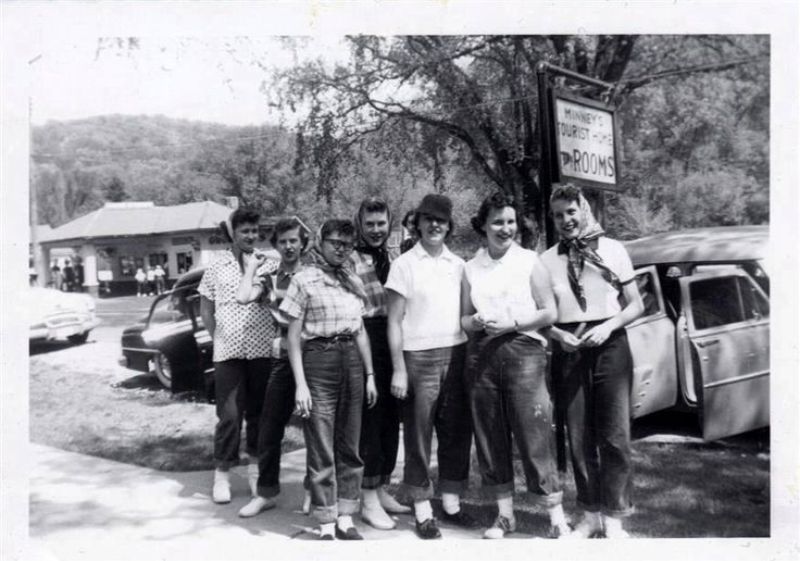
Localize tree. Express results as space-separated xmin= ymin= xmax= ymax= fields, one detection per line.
xmin=274 ymin=35 xmax=768 ymax=245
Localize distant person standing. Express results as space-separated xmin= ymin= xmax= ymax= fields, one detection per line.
xmin=541 ymin=184 xmax=643 ymax=539
xmin=199 ymin=207 xmax=278 ymax=505
xmin=62 ymin=260 xmax=75 ymax=292
xmin=135 ymin=267 xmax=146 ymax=297
xmin=154 ymin=264 xmax=166 ymax=294
xmin=74 ymin=260 xmax=84 ymax=292
xmin=50 ymin=263 xmax=63 ymax=291
xmin=146 ymin=266 xmax=156 ymax=296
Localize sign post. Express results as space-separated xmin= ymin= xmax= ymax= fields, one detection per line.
xmin=535 ymin=62 xmax=623 ymax=248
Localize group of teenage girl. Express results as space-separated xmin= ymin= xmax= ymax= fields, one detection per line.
xmin=197 ymin=183 xmax=644 ymax=541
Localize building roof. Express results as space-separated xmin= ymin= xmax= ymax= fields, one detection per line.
xmin=624 ymin=225 xmax=768 ymax=266
xmin=39 ymin=201 xmax=235 ymax=244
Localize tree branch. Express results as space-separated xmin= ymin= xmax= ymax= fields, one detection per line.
xmin=619 ymin=56 xmax=767 ymax=93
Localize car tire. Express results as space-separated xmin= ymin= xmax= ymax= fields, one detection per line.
xmin=153 ymin=351 xmax=173 ymax=390
xmin=67 ymin=331 xmax=90 ymax=345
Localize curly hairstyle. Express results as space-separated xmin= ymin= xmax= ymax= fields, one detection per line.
xmin=270 ymin=217 xmax=310 ymax=251
xmin=470 ymin=191 xmax=518 ymax=236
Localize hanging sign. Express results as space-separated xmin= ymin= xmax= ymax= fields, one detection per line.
xmin=551 ymin=90 xmax=622 ymax=191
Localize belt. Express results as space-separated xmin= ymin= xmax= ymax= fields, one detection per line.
xmin=309 ymin=333 xmax=354 ymax=344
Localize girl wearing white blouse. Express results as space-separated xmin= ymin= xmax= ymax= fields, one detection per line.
xmin=461 ymin=192 xmax=569 ymax=539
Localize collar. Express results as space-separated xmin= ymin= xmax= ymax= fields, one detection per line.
xmin=277 ymin=262 xmax=303 ymax=277
xmin=411 ymin=241 xmax=458 ymax=262
xmin=557 ymin=237 xmax=601 ymax=255
xmin=475 ymin=242 xmax=520 ymax=267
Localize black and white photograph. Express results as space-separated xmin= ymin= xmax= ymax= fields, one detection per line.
xmin=1 ymin=2 xmax=798 ymax=561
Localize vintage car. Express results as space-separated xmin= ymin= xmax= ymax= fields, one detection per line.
xmin=623 ymin=225 xmax=769 ymax=440
xmin=29 ymin=286 xmax=101 ymax=344
xmin=119 ymin=267 xmax=215 ymax=399
xmin=119 ymin=249 xmax=280 ymax=400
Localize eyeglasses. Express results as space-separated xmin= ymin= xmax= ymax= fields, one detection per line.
xmin=323 ymin=239 xmax=354 ymax=252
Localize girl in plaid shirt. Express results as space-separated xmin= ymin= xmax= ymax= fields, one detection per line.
xmin=280 ymin=219 xmax=378 ymax=540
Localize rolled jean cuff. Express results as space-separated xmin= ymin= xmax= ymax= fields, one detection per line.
xmin=257 ymin=484 xmax=280 ymax=499
xmin=399 ymin=481 xmax=434 ymax=502
xmin=337 ymin=498 xmax=360 ymax=516
xmin=361 ymin=474 xmax=389 ymax=490
xmin=527 ymin=490 xmax=563 ymax=508
xmin=214 ymin=459 xmax=238 ymax=470
xmin=438 ymin=478 xmax=468 ymax=495
xmin=313 ymin=505 xmax=338 ymax=524
xmin=481 ymin=481 xmax=514 ymax=499
xmin=602 ymin=504 xmax=635 ymax=518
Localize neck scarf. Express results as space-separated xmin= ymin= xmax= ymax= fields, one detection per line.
xmin=556 ymin=194 xmax=621 ymax=312
xmin=308 ymin=226 xmax=369 ymax=303
xmin=354 ymin=205 xmax=393 ymax=284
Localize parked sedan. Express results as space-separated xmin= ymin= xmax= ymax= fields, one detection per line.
xmin=29 ymin=287 xmax=100 ymax=344
xmin=119 ymin=268 xmax=215 ymax=400
xmin=624 ymin=225 xmax=769 ymax=440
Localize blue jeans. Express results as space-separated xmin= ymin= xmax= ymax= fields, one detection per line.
xmin=553 ymin=323 xmax=634 ymax=517
xmin=360 ymin=318 xmax=401 ymax=489
xmin=213 ymin=358 xmax=271 ymax=469
xmin=468 ymin=333 xmax=562 ymax=506
xmin=302 ymin=337 xmax=364 ymax=523
xmin=400 ymin=344 xmax=472 ymax=501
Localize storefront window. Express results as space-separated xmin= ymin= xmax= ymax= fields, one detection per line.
xmin=176 ymin=251 xmax=194 ymax=274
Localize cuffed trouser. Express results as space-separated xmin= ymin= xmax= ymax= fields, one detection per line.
xmin=303 ymin=337 xmax=365 ymax=524
xmin=254 ymin=357 xmax=297 ymax=498
xmin=213 ymin=358 xmax=271 ymax=469
xmin=553 ymin=322 xmax=634 ymax=517
xmin=360 ymin=317 xmax=401 ymax=489
xmin=468 ymin=333 xmax=562 ymax=506
xmin=400 ymin=344 xmax=471 ymax=501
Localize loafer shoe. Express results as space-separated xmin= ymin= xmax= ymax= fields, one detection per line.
xmin=335 ymin=526 xmax=364 ymax=540
xmin=440 ymin=509 xmax=480 ymax=528
xmin=361 ymin=505 xmax=396 ymax=530
xmin=483 ymin=515 xmax=516 ymax=539
xmin=319 ymin=533 xmax=335 ymax=541
xmin=415 ymin=517 xmax=442 ymax=539
xmin=238 ymin=496 xmax=276 ymax=518
xmin=546 ymin=523 xmax=572 ymax=539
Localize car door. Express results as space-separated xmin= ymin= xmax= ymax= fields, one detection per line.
xmin=679 ymin=270 xmax=769 ymax=440
xmin=626 ymin=266 xmax=678 ymax=418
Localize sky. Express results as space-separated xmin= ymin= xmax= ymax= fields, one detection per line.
xmin=30 ymin=36 xmax=347 ymax=127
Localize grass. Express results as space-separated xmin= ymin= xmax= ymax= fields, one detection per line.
xmin=393 ymin=431 xmax=770 ymax=538
xmin=29 ymin=336 xmax=305 ymax=472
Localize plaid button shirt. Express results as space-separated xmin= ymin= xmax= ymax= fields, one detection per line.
xmin=198 ymin=249 xmax=279 ymax=362
xmin=279 ymin=267 xmax=365 ymax=340
xmin=348 ymin=247 xmax=398 ymax=318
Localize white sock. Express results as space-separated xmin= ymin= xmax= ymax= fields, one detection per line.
xmin=337 ymin=515 xmax=354 ymax=530
xmin=548 ymin=504 xmax=567 ymax=527
xmin=603 ymin=515 xmax=623 ymax=533
xmin=320 ymin=522 xmax=335 ymax=537
xmin=497 ymin=496 xmax=514 ymax=519
xmin=414 ymin=500 xmax=433 ymax=522
xmin=362 ymin=488 xmax=380 ymax=508
xmin=214 ymin=468 xmax=230 ymax=482
xmin=441 ymin=492 xmax=460 ymax=515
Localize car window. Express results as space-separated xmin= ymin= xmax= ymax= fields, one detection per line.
xmin=739 ymin=276 xmax=769 ymax=320
xmin=689 ymin=276 xmax=745 ymax=330
xmin=149 ymin=293 xmax=191 ymax=326
xmin=635 ymin=271 xmax=661 ymax=317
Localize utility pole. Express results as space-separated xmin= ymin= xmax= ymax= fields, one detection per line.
xmin=29 ymin=54 xmax=45 ymax=286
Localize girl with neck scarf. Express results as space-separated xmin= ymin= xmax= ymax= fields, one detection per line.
xmin=279 ymin=218 xmax=378 ymax=540
xmin=540 ymin=184 xmax=644 ymax=539
xmin=349 ymin=198 xmax=412 ymax=530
